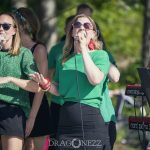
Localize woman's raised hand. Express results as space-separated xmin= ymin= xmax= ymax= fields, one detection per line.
xmin=74 ymin=30 xmax=88 ymax=53
xmin=78 ymin=30 xmax=87 ymax=45
xmin=29 ymin=72 xmax=51 ymax=91
xmin=29 ymin=72 xmax=47 ymax=85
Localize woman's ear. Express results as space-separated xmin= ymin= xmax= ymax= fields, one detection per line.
xmin=89 ymin=30 xmax=96 ymax=39
xmin=11 ymin=27 xmax=17 ymax=36
xmin=92 ymin=30 xmax=97 ymax=38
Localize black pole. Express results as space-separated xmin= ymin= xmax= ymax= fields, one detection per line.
xmin=141 ymin=95 xmax=147 ymax=150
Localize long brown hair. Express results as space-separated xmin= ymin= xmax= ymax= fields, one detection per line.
xmin=0 ymin=12 xmax=21 ymax=55
xmin=62 ymin=14 xmax=102 ymax=63
xmin=14 ymin=7 xmax=40 ymax=42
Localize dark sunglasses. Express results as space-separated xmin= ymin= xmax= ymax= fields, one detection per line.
xmin=73 ymin=21 xmax=93 ymax=30
xmin=0 ymin=23 xmax=13 ymax=31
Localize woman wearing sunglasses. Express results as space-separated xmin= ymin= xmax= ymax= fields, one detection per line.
xmin=0 ymin=14 xmax=111 ymax=149
xmin=35 ymin=14 xmax=111 ymax=150
xmin=0 ymin=12 xmax=38 ymax=150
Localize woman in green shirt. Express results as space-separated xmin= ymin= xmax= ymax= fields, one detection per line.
xmin=33 ymin=14 xmax=111 ymax=150
xmin=0 ymin=12 xmax=37 ymax=150
xmin=101 ymin=52 xmax=120 ymax=150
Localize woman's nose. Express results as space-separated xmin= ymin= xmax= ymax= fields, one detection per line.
xmin=80 ymin=25 xmax=85 ymax=29
xmin=0 ymin=26 xmax=3 ymax=30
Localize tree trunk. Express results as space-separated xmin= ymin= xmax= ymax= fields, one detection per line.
xmin=142 ymin=0 xmax=150 ymax=66
xmin=34 ymin=0 xmax=57 ymax=53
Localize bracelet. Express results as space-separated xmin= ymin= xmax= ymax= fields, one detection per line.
xmin=44 ymin=84 xmax=52 ymax=92
xmin=41 ymin=83 xmax=51 ymax=92
xmin=39 ymin=78 xmax=51 ymax=91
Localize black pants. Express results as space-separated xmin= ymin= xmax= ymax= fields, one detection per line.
xmin=49 ymin=102 xmax=61 ymax=150
xmin=56 ymin=102 xmax=110 ymax=150
xmin=106 ymin=121 xmax=116 ymax=150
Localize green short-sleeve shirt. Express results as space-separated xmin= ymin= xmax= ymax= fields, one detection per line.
xmin=48 ymin=41 xmax=64 ymax=105
xmin=0 ymin=47 xmax=37 ymax=117
xmin=100 ymin=51 xmax=116 ymax=122
xmin=56 ymin=50 xmax=110 ymax=109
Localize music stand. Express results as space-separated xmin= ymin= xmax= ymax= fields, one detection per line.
xmin=137 ymin=67 xmax=150 ymax=150
xmin=137 ymin=67 xmax=150 ymax=107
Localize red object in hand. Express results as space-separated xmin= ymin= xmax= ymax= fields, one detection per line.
xmin=39 ymin=78 xmax=51 ymax=91
xmin=88 ymin=39 xmax=94 ymax=50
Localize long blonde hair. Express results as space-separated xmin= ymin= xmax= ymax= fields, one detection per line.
xmin=62 ymin=14 xmax=102 ymax=63
xmin=0 ymin=12 xmax=21 ymax=55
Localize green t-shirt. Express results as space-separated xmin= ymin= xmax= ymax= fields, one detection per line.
xmin=55 ymin=50 xmax=110 ymax=109
xmin=48 ymin=41 xmax=64 ymax=105
xmin=100 ymin=51 xmax=116 ymax=122
xmin=0 ymin=47 xmax=37 ymax=117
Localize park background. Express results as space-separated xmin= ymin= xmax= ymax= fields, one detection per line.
xmin=1 ymin=0 xmax=150 ymax=149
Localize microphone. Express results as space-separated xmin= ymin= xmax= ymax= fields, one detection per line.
xmin=0 ymin=33 xmax=6 ymax=50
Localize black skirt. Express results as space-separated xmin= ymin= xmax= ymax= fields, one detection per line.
xmin=49 ymin=102 xmax=62 ymax=136
xmin=29 ymin=93 xmax=52 ymax=137
xmin=55 ymin=102 xmax=110 ymax=150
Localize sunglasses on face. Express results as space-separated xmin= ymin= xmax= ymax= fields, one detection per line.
xmin=73 ymin=21 xmax=93 ymax=30
xmin=0 ymin=23 xmax=13 ymax=31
